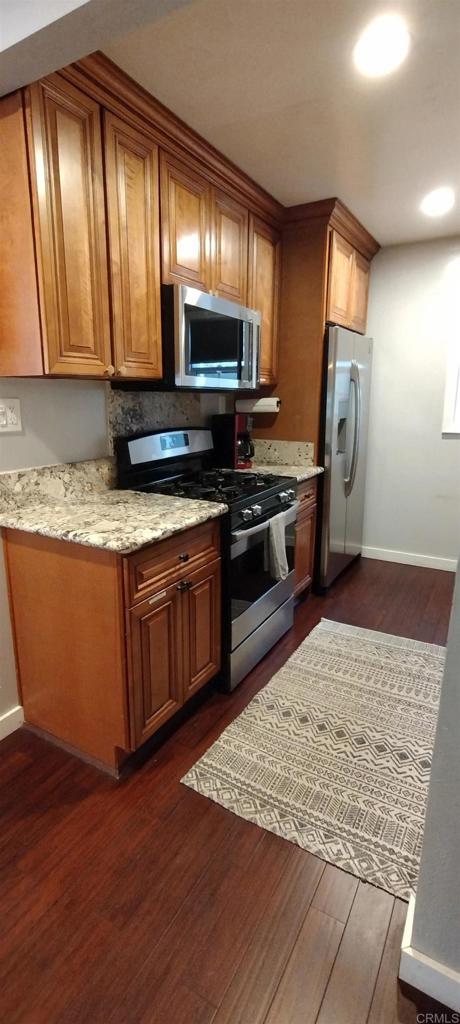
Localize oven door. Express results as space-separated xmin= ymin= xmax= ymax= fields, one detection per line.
xmin=230 ymin=504 xmax=297 ymax=651
xmin=174 ymin=285 xmax=260 ymax=390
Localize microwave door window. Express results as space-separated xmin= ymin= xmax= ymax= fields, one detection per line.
xmin=185 ymin=305 xmax=244 ymax=381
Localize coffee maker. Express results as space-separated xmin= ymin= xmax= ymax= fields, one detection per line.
xmin=211 ymin=413 xmax=255 ymax=469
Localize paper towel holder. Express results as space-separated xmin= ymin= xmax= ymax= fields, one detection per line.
xmin=234 ymin=397 xmax=281 ymax=414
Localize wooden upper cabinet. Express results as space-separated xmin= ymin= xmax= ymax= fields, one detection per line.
xmin=327 ymin=229 xmax=371 ymax=334
xmin=0 ymin=92 xmax=43 ymax=376
xmin=160 ymin=152 xmax=211 ymax=291
xmin=248 ymin=216 xmax=281 ymax=386
xmin=327 ymin=230 xmax=355 ymax=327
xmin=211 ymin=189 xmax=248 ymax=303
xmin=25 ymin=76 xmax=112 ymax=376
xmin=349 ymin=250 xmax=370 ymax=334
xmin=104 ymin=113 xmax=162 ymax=380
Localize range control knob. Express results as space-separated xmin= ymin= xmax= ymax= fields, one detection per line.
xmin=252 ymin=504 xmax=262 ymax=517
xmin=241 ymin=508 xmax=253 ymax=521
xmin=278 ymin=491 xmax=289 ymax=504
xmin=286 ymin=488 xmax=296 ymax=500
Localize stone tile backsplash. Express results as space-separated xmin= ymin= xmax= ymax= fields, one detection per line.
xmin=252 ymin=439 xmax=315 ymax=466
xmin=107 ymin=389 xmax=205 ymax=447
xmin=107 ymin=390 xmax=318 ymax=468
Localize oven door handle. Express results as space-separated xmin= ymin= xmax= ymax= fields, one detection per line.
xmin=231 ymin=501 xmax=299 ymax=541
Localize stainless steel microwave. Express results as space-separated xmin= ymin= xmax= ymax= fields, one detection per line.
xmin=162 ymin=284 xmax=261 ymax=390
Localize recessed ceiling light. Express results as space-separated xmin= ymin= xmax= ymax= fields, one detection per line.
xmin=420 ymin=187 xmax=456 ymax=218
xmin=353 ymin=14 xmax=410 ymax=78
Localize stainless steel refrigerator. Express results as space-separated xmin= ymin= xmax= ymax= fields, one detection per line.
xmin=318 ymin=325 xmax=373 ymax=588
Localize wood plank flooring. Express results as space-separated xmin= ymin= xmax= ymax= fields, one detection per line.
xmin=0 ymin=558 xmax=455 ymax=1024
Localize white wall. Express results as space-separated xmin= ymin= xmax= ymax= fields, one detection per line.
xmin=410 ymin=561 xmax=460 ymax=976
xmin=0 ymin=0 xmax=88 ymax=51
xmin=363 ymin=237 xmax=460 ymax=571
xmin=0 ymin=379 xmax=109 ymax=735
xmin=0 ymin=0 xmax=192 ymax=96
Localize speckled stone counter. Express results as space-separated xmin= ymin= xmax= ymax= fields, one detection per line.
xmin=247 ymin=463 xmax=324 ymax=483
xmin=0 ymin=459 xmax=227 ymax=554
xmin=247 ymin=438 xmax=323 ymax=482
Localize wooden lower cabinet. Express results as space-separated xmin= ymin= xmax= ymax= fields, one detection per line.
xmin=294 ymin=480 xmax=318 ymax=597
xmin=127 ymin=556 xmax=221 ymax=747
xmin=184 ymin=558 xmax=221 ymax=700
xmin=128 ymin=581 xmax=184 ymax=748
xmin=4 ymin=521 xmax=221 ymax=774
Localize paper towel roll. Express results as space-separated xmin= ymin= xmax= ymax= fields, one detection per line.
xmin=235 ymin=397 xmax=281 ymax=414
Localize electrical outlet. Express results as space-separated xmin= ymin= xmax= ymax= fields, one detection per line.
xmin=0 ymin=398 xmax=22 ymax=434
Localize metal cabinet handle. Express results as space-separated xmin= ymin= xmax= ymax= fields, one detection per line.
xmin=178 ymin=552 xmax=190 ymax=562
xmin=148 ymin=590 xmax=167 ymax=604
xmin=177 ymin=580 xmax=191 ymax=592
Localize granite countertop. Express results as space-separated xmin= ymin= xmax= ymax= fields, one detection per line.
xmin=0 ymin=451 xmax=321 ymax=555
xmin=0 ymin=486 xmax=227 ymax=555
xmin=244 ymin=463 xmax=324 ymax=483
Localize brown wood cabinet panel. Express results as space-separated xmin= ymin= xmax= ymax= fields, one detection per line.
xmin=104 ymin=112 xmax=162 ymax=379
xmin=248 ymin=216 xmax=281 ymax=386
xmin=294 ymin=502 xmax=317 ymax=597
xmin=327 ymin=230 xmax=354 ymax=328
xmin=128 ymin=581 xmax=183 ymax=747
xmin=3 ymin=530 xmax=128 ymax=770
xmin=212 ymin=189 xmax=248 ymax=303
xmin=183 ymin=558 xmax=221 ymax=699
xmin=125 ymin=521 xmax=220 ymax=607
xmin=0 ymin=92 xmax=43 ymax=376
xmin=297 ymin=478 xmax=317 ymax=515
xmin=350 ymin=251 xmax=370 ymax=334
xmin=25 ymin=76 xmax=112 ymax=376
xmin=160 ymin=152 xmax=211 ymax=290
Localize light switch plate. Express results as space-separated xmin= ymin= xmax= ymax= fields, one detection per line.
xmin=0 ymin=398 xmax=22 ymax=433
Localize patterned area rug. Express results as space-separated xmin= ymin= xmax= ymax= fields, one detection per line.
xmin=182 ymin=619 xmax=445 ymax=899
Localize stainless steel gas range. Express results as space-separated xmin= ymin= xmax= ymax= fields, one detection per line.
xmin=116 ymin=427 xmax=298 ymax=691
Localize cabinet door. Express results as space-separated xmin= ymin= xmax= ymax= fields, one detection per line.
xmin=327 ymin=230 xmax=354 ymax=328
xmin=104 ymin=113 xmax=162 ymax=380
xmin=248 ymin=216 xmax=281 ymax=386
xmin=183 ymin=558 xmax=221 ymax=700
xmin=212 ymin=189 xmax=248 ymax=303
xmin=0 ymin=92 xmax=43 ymax=376
xmin=160 ymin=152 xmax=211 ymax=290
xmin=294 ymin=504 xmax=317 ymax=597
xmin=350 ymin=251 xmax=370 ymax=334
xmin=26 ymin=76 xmax=112 ymax=376
xmin=128 ymin=582 xmax=183 ymax=748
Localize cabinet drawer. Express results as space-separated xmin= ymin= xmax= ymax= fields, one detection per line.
xmin=124 ymin=520 xmax=221 ymax=606
xmin=297 ymin=478 xmax=318 ymax=516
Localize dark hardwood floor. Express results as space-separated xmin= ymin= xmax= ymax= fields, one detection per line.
xmin=0 ymin=558 xmax=455 ymax=1024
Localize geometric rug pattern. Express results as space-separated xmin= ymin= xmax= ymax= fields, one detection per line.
xmin=182 ymin=619 xmax=445 ymax=899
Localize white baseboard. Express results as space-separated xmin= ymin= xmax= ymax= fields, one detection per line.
xmin=0 ymin=704 xmax=24 ymax=742
xmin=362 ymin=546 xmax=457 ymax=572
xmin=400 ymin=893 xmax=460 ymax=1012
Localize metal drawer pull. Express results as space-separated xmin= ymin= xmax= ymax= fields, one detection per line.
xmin=148 ymin=590 xmax=167 ymax=604
xmin=178 ymin=552 xmax=190 ymax=562
xmin=177 ymin=580 xmax=191 ymax=592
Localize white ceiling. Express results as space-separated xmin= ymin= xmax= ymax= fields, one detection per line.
xmin=105 ymin=0 xmax=460 ymax=245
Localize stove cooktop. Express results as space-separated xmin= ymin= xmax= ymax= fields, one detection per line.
xmin=137 ymin=468 xmax=289 ymax=507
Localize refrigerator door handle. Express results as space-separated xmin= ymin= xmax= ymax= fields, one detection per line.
xmin=344 ymin=360 xmax=361 ymax=497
